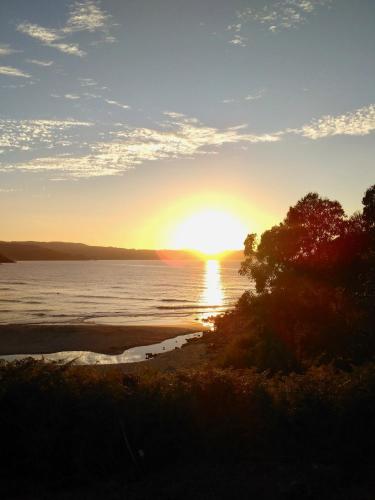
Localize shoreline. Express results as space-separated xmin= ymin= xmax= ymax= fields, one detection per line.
xmin=0 ymin=322 xmax=207 ymax=356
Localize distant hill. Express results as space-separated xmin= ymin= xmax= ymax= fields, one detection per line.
xmin=0 ymin=252 xmax=14 ymax=263
xmin=0 ymin=241 xmax=243 ymax=262
xmin=0 ymin=242 xmax=86 ymax=262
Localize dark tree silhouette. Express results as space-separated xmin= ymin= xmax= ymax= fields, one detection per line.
xmin=217 ymin=185 xmax=375 ymax=371
xmin=363 ymin=184 xmax=375 ymax=228
xmin=240 ymin=193 xmax=346 ymax=293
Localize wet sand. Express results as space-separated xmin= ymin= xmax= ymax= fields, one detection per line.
xmin=94 ymin=331 xmax=218 ymax=374
xmin=101 ymin=340 xmax=210 ymax=374
xmin=0 ymin=323 xmax=205 ymax=356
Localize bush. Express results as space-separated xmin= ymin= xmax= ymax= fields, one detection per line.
xmin=2 ymin=359 xmax=375 ymax=496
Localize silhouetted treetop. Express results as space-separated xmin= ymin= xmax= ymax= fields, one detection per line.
xmin=220 ymin=185 xmax=375 ymax=370
xmin=240 ymin=192 xmax=347 ymax=292
xmin=362 ymin=184 xmax=375 ymax=228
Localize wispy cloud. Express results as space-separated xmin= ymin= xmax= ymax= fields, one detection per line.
xmin=50 ymin=42 xmax=85 ymax=56
xmin=237 ymin=0 xmax=333 ymax=33
xmin=0 ymin=65 xmax=31 ymax=78
xmin=245 ymin=89 xmax=266 ymax=101
xmin=16 ymin=1 xmax=115 ymax=57
xmin=26 ymin=59 xmax=54 ymax=67
xmin=78 ymin=77 xmax=98 ymax=87
xmin=0 ymin=188 xmax=20 ymax=193
xmin=17 ymin=22 xmax=85 ymax=57
xmin=222 ymin=90 xmax=265 ymax=104
xmin=226 ymin=23 xmax=242 ymax=33
xmin=64 ymin=0 xmax=113 ymax=34
xmin=0 ymin=44 xmax=22 ymax=56
xmin=64 ymin=93 xmax=81 ymax=100
xmin=16 ymin=23 xmax=60 ymax=44
xmin=4 ymin=104 xmax=373 ymax=179
xmin=105 ymin=99 xmax=130 ymax=110
xmin=228 ymin=34 xmax=248 ymax=47
xmin=296 ymin=104 xmax=375 ymax=139
xmin=0 ymin=119 xmax=92 ymax=152
xmin=82 ymin=91 xmax=101 ymax=98
xmin=1 ymin=113 xmax=280 ymax=178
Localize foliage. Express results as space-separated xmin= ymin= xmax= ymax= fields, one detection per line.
xmin=2 ymin=359 xmax=375 ymax=497
xmin=216 ymin=185 xmax=375 ymax=371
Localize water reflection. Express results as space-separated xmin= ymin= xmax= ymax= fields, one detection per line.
xmin=199 ymin=259 xmax=224 ymax=324
xmin=0 ymin=332 xmax=203 ymax=365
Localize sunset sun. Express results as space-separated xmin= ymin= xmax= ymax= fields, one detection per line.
xmin=169 ymin=209 xmax=248 ymax=256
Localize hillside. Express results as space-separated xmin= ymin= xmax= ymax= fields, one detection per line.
xmin=0 ymin=242 xmax=87 ymax=262
xmin=0 ymin=252 xmax=14 ymax=263
xmin=0 ymin=241 xmax=243 ymax=262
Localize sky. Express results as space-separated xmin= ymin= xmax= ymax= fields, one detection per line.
xmin=0 ymin=0 xmax=374 ymax=250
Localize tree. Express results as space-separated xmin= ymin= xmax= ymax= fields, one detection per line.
xmin=240 ymin=193 xmax=346 ymax=293
xmin=362 ymin=184 xmax=375 ymax=228
xmin=217 ymin=186 xmax=375 ymax=370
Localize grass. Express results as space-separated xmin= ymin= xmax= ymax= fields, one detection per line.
xmin=2 ymin=358 xmax=375 ymax=498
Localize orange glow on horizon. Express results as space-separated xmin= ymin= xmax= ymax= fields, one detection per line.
xmin=121 ymin=191 xmax=275 ymax=252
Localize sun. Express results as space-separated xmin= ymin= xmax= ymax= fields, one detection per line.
xmin=169 ymin=209 xmax=247 ymax=257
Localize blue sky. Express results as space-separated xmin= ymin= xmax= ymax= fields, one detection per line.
xmin=0 ymin=0 xmax=374 ymax=247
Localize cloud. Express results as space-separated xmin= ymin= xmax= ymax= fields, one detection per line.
xmin=78 ymin=77 xmax=98 ymax=87
xmin=26 ymin=59 xmax=54 ymax=67
xmin=1 ymin=113 xmax=280 ymax=179
xmin=228 ymin=35 xmax=248 ymax=47
xmin=221 ymin=90 xmax=265 ymax=104
xmin=16 ymin=22 xmax=61 ymax=43
xmin=17 ymin=22 xmax=86 ymax=56
xmin=0 ymin=44 xmax=22 ymax=56
xmin=0 ymin=65 xmax=31 ymax=78
xmin=16 ymin=1 xmax=115 ymax=57
xmin=2 ymin=104 xmax=374 ymax=179
xmin=0 ymin=119 xmax=92 ymax=152
xmin=64 ymin=0 xmax=112 ymax=33
xmin=0 ymin=188 xmax=20 ymax=193
xmin=105 ymin=99 xmax=130 ymax=110
xmin=296 ymin=104 xmax=375 ymax=139
xmin=49 ymin=42 xmax=85 ymax=57
xmin=64 ymin=93 xmax=81 ymax=100
xmin=236 ymin=0 xmax=332 ymax=32
xmin=226 ymin=23 xmax=242 ymax=33
xmin=83 ymin=91 xmax=101 ymax=98
xmin=245 ymin=89 xmax=266 ymax=101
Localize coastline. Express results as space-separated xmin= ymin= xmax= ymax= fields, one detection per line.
xmin=0 ymin=322 xmax=206 ymax=356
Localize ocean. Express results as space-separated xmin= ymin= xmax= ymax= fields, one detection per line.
xmin=0 ymin=259 xmax=251 ymax=327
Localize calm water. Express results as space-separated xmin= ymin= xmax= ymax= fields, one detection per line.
xmin=0 ymin=260 xmax=250 ymax=327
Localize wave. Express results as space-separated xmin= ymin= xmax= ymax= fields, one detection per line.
xmin=51 ymin=314 xmax=74 ymax=318
xmin=1 ymin=281 xmax=28 ymax=285
xmin=75 ymin=294 xmax=123 ymax=300
xmin=160 ymin=298 xmax=192 ymax=303
xmin=0 ymin=299 xmax=43 ymax=304
xmin=157 ymin=304 xmax=223 ymax=310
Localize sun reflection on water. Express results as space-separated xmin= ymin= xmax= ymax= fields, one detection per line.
xmin=199 ymin=259 xmax=224 ymax=325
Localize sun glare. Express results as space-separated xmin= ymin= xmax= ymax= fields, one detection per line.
xmin=169 ymin=209 xmax=247 ymax=257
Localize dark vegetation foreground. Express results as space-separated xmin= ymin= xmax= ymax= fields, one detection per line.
xmin=1 ymin=185 xmax=375 ymax=499
xmin=2 ymin=360 xmax=375 ymax=499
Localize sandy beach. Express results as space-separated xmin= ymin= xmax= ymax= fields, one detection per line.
xmin=99 ymin=339 xmax=210 ymax=374
xmin=0 ymin=323 xmax=206 ymax=356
